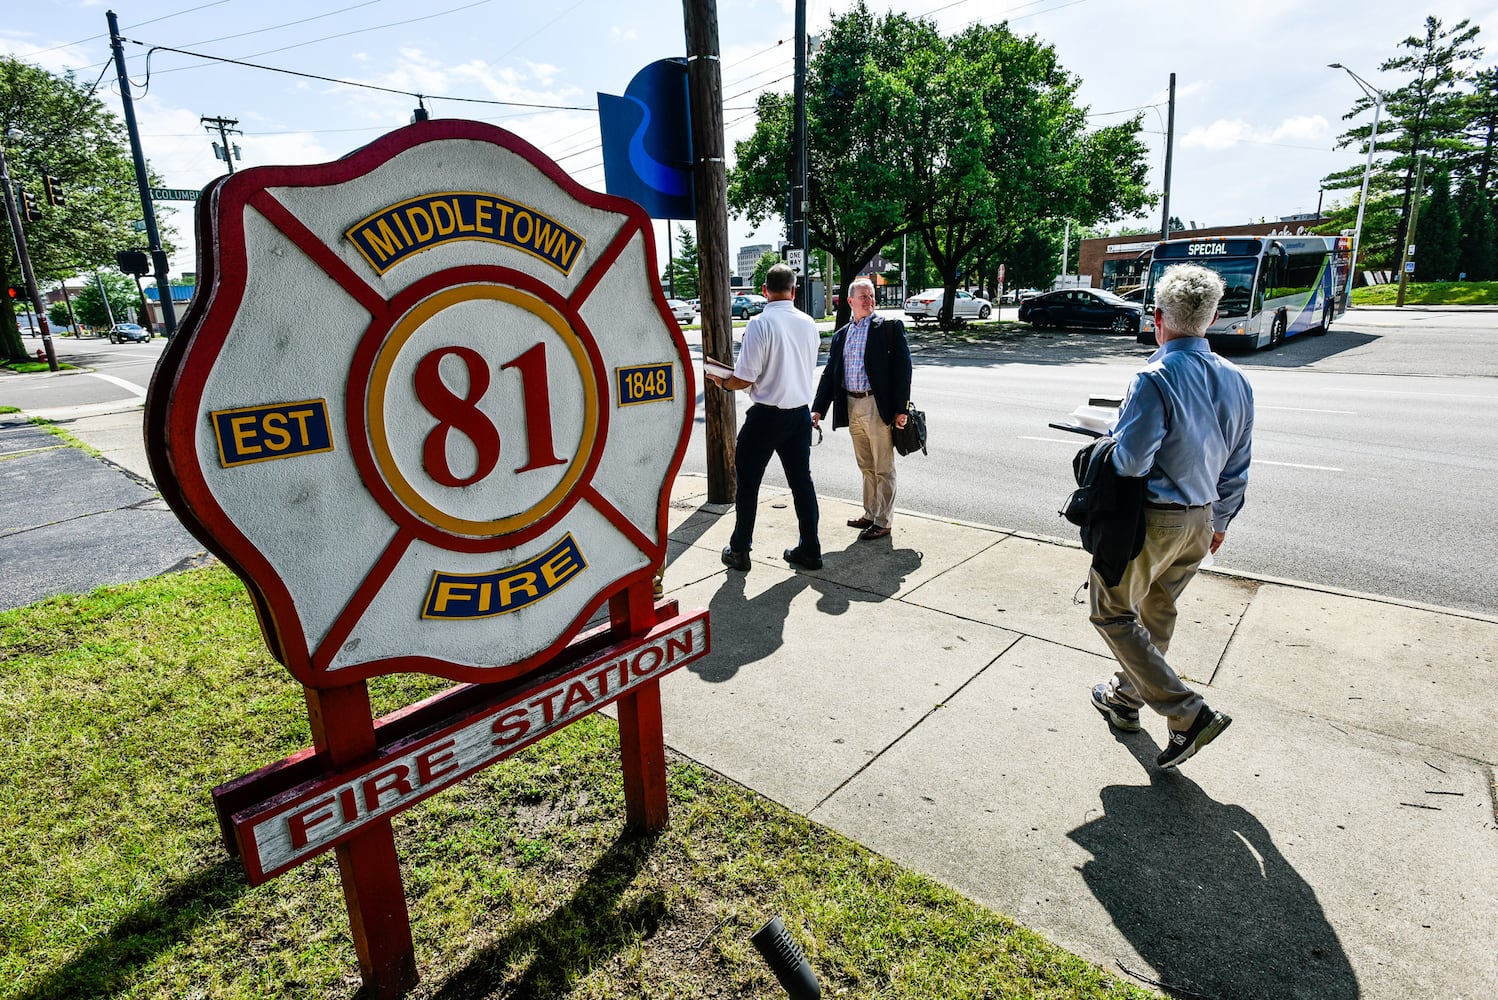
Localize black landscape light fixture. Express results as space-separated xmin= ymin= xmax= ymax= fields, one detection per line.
xmin=751 ymin=915 xmax=820 ymax=998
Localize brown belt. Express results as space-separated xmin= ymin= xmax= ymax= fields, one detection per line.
xmin=1146 ymin=501 xmax=1210 ymax=510
xmin=846 ymin=389 xmax=873 ymax=398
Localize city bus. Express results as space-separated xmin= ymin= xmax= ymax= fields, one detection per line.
xmin=1137 ymin=235 xmax=1352 ymax=350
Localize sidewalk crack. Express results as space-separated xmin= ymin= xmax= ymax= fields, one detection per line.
xmin=807 ymin=631 xmax=1023 ymax=816
xmin=1205 ymin=580 xmax=1261 ymax=687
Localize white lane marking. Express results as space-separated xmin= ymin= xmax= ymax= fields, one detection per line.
xmin=1258 ymin=405 xmax=1357 ymax=415
xmin=1321 ymin=386 xmax=1498 ymax=400
xmin=1258 ymin=460 xmax=1343 ymax=472
xmin=1022 ymin=436 xmax=1344 ymax=472
xmin=86 ymin=371 xmax=148 ymax=398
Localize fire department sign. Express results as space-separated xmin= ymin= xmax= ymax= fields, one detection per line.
xmin=147 ymin=120 xmax=695 ymax=689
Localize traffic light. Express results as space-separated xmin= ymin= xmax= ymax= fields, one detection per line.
xmin=19 ymin=187 xmax=42 ymax=222
xmin=7 ymin=285 xmax=20 ymax=301
xmin=43 ymin=174 xmax=64 ymax=206
xmin=116 ymin=250 xmax=151 ymax=277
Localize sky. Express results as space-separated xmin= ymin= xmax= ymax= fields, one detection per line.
xmin=3 ymin=0 xmax=1496 ymax=283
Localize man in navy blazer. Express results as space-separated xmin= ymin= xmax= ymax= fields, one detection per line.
xmin=812 ymin=277 xmax=912 ymax=540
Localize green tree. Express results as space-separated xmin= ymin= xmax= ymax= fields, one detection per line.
xmin=1322 ymin=17 xmax=1483 ymax=269
xmin=1 ymin=56 xmax=174 ymax=361
xmin=1456 ymin=175 xmax=1497 ymax=278
xmin=1416 ymin=165 xmax=1461 ymax=279
xmin=730 ymin=2 xmax=940 ymax=326
xmin=902 ymin=22 xmax=1150 ymax=325
xmin=68 ymin=272 xmax=141 ymax=329
xmin=749 ymin=250 xmax=781 ymax=291
xmin=661 ymin=225 xmax=699 ymax=299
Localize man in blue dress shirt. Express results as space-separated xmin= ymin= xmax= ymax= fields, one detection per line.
xmin=1089 ymin=263 xmax=1255 ymax=768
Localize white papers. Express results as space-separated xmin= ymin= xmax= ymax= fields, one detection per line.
xmin=702 ymin=357 xmax=735 ymax=381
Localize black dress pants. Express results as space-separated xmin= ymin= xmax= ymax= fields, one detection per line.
xmin=728 ymin=403 xmax=820 ymax=557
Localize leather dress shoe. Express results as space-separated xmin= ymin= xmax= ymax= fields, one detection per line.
xmin=783 ymin=546 xmax=823 ymax=571
xmin=720 ymin=546 xmax=751 ymax=571
xmin=858 ymin=524 xmax=892 ymax=541
xmin=847 ymin=517 xmax=874 ymax=529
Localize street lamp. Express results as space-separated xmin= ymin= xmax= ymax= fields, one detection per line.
xmin=1329 ymin=63 xmax=1383 ymax=300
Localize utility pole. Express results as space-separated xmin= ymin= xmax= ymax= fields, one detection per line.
xmin=108 ymin=10 xmax=178 ymax=337
xmin=0 ymin=138 xmax=59 ymax=370
xmin=684 ymin=0 xmax=735 ymax=503
xmin=1160 ymin=72 xmax=1176 ymax=242
xmin=791 ymin=0 xmax=809 ymax=312
xmin=201 ymin=115 xmax=242 ymax=174
xmin=1396 ymin=152 xmax=1426 ymax=308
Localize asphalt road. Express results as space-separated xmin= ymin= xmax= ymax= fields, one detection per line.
xmin=683 ymin=307 xmax=1498 ymax=618
xmin=5 ymin=309 xmax=1496 ymax=617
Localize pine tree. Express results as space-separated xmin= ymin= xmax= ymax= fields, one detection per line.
xmin=1416 ymin=166 xmax=1462 ymax=279
xmin=1456 ymin=175 xmax=1497 ymax=279
xmin=1322 ymin=17 xmax=1484 ymax=269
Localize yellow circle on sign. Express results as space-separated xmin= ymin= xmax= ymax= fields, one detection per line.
xmin=366 ymin=284 xmax=599 ymax=538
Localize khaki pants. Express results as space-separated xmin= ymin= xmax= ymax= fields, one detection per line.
xmin=1089 ymin=505 xmax=1213 ymax=730
xmin=848 ymin=394 xmax=896 ymax=528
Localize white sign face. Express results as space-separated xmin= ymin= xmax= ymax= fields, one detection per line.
xmin=786 ymin=248 xmax=804 ymax=273
xmin=147 ymin=121 xmax=695 ymax=688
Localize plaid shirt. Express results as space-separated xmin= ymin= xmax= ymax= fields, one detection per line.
xmin=842 ymin=315 xmax=872 ymax=392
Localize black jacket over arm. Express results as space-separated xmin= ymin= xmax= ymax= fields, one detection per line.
xmin=812 ymin=314 xmax=913 ymax=428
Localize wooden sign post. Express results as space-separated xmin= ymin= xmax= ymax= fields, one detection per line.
xmin=145 ymin=120 xmax=701 ymax=997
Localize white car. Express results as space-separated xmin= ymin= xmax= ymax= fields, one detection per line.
xmin=904 ymin=288 xmax=992 ymax=322
xmin=666 ymin=299 xmax=695 ymax=323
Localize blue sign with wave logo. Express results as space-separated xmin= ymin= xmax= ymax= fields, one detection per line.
xmin=598 ymin=58 xmax=694 ymax=220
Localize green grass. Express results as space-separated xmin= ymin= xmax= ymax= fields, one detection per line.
xmin=0 ymin=568 xmax=1151 ymax=1000
xmin=0 ymin=405 xmax=19 ymax=414
xmin=1351 ymin=280 xmax=1498 ymax=305
xmin=2 ymin=359 xmax=79 ymax=373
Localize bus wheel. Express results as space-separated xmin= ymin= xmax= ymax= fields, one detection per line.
xmin=1311 ymin=303 xmax=1332 ymax=336
xmin=1269 ymin=313 xmax=1286 ymax=348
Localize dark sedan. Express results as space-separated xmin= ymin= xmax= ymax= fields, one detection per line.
xmin=1018 ymin=288 xmax=1142 ymax=334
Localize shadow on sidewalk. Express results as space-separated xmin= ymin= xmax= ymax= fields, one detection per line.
xmin=1067 ymin=735 xmax=1359 ymax=1000
xmin=693 ymin=540 xmax=921 ymax=684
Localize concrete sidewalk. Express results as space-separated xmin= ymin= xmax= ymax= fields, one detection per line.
xmin=655 ymin=476 xmax=1497 ymax=1000
xmin=8 ymin=400 xmax=1497 ymax=999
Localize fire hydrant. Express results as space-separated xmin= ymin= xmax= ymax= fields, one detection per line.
xmin=35 ymin=349 xmax=44 ymax=362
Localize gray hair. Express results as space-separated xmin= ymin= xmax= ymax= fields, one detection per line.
xmin=848 ymin=276 xmax=875 ymax=298
xmin=765 ymin=263 xmax=797 ymax=293
xmin=1154 ymin=263 xmax=1225 ymax=336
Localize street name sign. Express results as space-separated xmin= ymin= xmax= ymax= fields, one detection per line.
xmin=151 ymin=187 xmax=201 ymax=201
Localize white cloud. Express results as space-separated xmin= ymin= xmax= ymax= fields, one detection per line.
xmin=1183 ymin=114 xmax=1331 ymax=150
xmin=1270 ymin=115 xmax=1330 ymax=142
xmin=609 ymin=26 xmax=638 ymax=43
xmin=1182 ymin=119 xmax=1255 ymax=150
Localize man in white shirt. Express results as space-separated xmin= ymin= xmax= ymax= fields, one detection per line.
xmin=706 ymin=264 xmax=823 ymax=571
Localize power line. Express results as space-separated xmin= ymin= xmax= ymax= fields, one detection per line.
xmin=175 ymin=1 xmax=389 ymax=50
xmin=16 ymin=0 xmax=234 ymax=59
xmin=121 ymin=38 xmax=597 ymax=111
xmin=145 ymin=0 xmax=499 ymax=76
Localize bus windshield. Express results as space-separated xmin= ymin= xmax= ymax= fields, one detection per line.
xmin=1147 ymin=257 xmax=1259 ymax=319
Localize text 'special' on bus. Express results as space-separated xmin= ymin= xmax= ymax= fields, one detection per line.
xmin=1138 ymin=235 xmax=1353 ymax=351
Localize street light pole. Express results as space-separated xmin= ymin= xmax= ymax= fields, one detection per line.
xmin=1330 ymin=63 xmax=1383 ymax=304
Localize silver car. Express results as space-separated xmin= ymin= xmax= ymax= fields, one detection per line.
xmin=904 ymin=288 xmax=992 ymax=322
